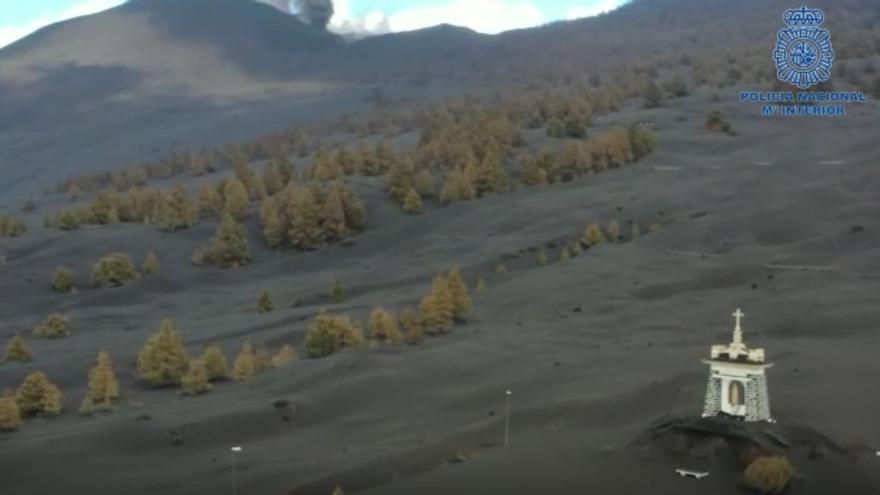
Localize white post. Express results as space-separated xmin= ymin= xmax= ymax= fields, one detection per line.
xmin=231 ymin=446 xmax=242 ymax=495
xmin=504 ymin=390 xmax=512 ymax=448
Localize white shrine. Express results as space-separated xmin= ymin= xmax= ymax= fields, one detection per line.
xmin=701 ymin=309 xmax=773 ymax=422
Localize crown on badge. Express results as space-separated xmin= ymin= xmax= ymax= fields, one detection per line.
xmin=784 ymin=5 xmax=825 ymax=27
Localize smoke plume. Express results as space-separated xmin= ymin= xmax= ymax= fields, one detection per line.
xmin=295 ymin=0 xmax=335 ymax=30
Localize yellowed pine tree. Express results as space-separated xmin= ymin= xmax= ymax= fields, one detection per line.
xmin=367 ymin=307 xmax=404 ymax=345
xmin=232 ymin=342 xmax=256 ymax=381
xmin=270 ymin=345 xmax=297 ymax=368
xmin=223 ymin=178 xmax=250 ymax=220
xmin=143 ymin=252 xmax=160 ymax=275
xmin=254 ymin=344 xmax=272 ymax=373
xmin=319 ymin=186 xmax=348 ymax=241
xmin=607 ymin=219 xmax=621 ymax=242
xmin=51 ymin=266 xmax=75 ymax=293
xmin=440 ymin=169 xmax=476 ymax=203
xmin=157 ymin=184 xmax=198 ymax=232
xmin=446 ymin=268 xmax=472 ymax=320
xmin=402 ymin=188 xmax=423 ymax=214
xmin=420 ymin=275 xmax=455 ymax=335
xmin=304 ymin=312 xmax=365 ymax=358
xmin=15 ymin=372 xmax=63 ymax=416
xmin=32 ymin=313 xmax=71 ymax=339
xmin=4 ymin=335 xmax=32 ymax=362
xmin=85 ymin=351 xmax=119 ymax=410
xmin=136 ymin=319 xmax=190 ymax=387
xmin=210 ymin=213 xmax=250 ymax=268
xmin=0 ymin=396 xmax=22 ymax=431
xmin=286 ymin=186 xmax=324 ymax=250
xmin=201 ymin=344 xmax=228 ymax=381
xmin=257 ymin=289 xmax=274 ymax=313
xmin=181 ymin=359 xmax=213 ymax=395
xmin=197 ymin=181 xmax=222 ymax=217
xmin=536 ymin=248 xmax=548 ymax=266
xmin=582 ymin=222 xmax=606 ymax=247
xmin=263 ymin=161 xmax=285 ymax=196
xmin=399 ymin=307 xmax=424 ymax=345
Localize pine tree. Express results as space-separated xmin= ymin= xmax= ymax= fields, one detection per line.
xmin=90 ymin=253 xmax=140 ymax=287
xmin=254 ymin=344 xmax=272 ymax=373
xmin=536 ymin=248 xmax=548 ymax=266
xmin=257 ymin=289 xmax=274 ymax=313
xmin=4 ymin=335 xmax=32 ymax=362
xmin=197 ymin=181 xmax=222 ymax=217
xmin=519 ymin=155 xmax=549 ymax=186
xmin=399 ymin=307 xmax=424 ymax=345
xmin=287 ymin=186 xmax=324 ymax=250
xmin=136 ymin=319 xmax=190 ymax=387
xmin=319 ymin=186 xmax=348 ymax=241
xmin=560 ymin=246 xmax=571 ymax=261
xmin=334 ymin=182 xmax=366 ymax=231
xmin=270 ymin=345 xmax=297 ymax=368
xmin=474 ymin=148 xmax=509 ymax=196
xmin=367 ymin=307 xmax=403 ymax=345
xmin=263 ymin=161 xmax=285 ymax=196
xmin=607 ymin=220 xmax=621 ymax=242
xmin=440 ymin=169 xmax=476 ymax=203
xmin=157 ymin=184 xmax=198 ymax=232
xmin=210 ymin=214 xmax=250 ymax=268
xmin=304 ymin=312 xmax=364 ymax=358
xmin=201 ymin=344 xmax=228 ymax=381
xmin=331 ymin=280 xmax=345 ymax=303
xmin=16 ymin=372 xmax=63 ymax=416
xmin=232 ymin=342 xmax=256 ymax=381
xmin=32 ymin=313 xmax=71 ymax=339
xmin=582 ymin=223 xmax=606 ymax=247
xmin=419 ymin=275 xmax=455 ymax=335
xmin=143 ymin=252 xmax=160 ymax=275
xmin=181 ymin=359 xmax=213 ymax=395
xmin=223 ymin=178 xmax=250 ymax=220
xmin=413 ymin=168 xmax=436 ymax=198
xmin=85 ymin=351 xmax=119 ymax=410
xmin=262 ymin=201 xmax=287 ymax=249
xmin=51 ymin=266 xmax=75 ymax=293
xmin=0 ymin=396 xmax=22 ymax=431
xmin=446 ymin=268 xmax=472 ymax=320
xmin=402 ymin=188 xmax=423 ymax=214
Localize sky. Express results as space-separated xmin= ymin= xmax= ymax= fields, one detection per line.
xmin=0 ymin=0 xmax=628 ymax=48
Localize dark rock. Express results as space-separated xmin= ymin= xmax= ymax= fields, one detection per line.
xmin=751 ymin=283 xmax=758 ymax=290
xmin=169 ymin=430 xmax=184 ymax=447
xmin=273 ymin=399 xmax=291 ymax=409
xmin=850 ymin=225 xmax=865 ymax=234
xmin=572 ymin=306 xmax=583 ymax=313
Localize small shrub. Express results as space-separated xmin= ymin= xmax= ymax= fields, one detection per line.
xmin=705 ymin=110 xmax=736 ymax=135
xmin=33 ymin=313 xmax=71 ymax=339
xmin=536 ymin=248 xmax=548 ymax=266
xmin=560 ymin=246 xmax=571 ymax=261
xmin=743 ymin=456 xmax=795 ymax=494
xmin=257 ymin=289 xmax=274 ymax=313
xmin=90 ymin=253 xmax=140 ymax=287
xmin=254 ymin=344 xmax=272 ymax=373
xmin=15 ymin=372 xmax=63 ymax=417
xmin=208 ymin=214 xmax=250 ymax=268
xmin=51 ymin=267 xmax=75 ymax=293
xmin=305 ymin=312 xmax=364 ymax=358
xmin=4 ymin=335 xmax=32 ymax=362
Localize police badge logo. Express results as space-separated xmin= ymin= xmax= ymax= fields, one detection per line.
xmin=773 ymin=6 xmax=834 ymax=89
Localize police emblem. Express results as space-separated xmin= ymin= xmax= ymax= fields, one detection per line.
xmin=773 ymin=6 xmax=834 ymax=90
